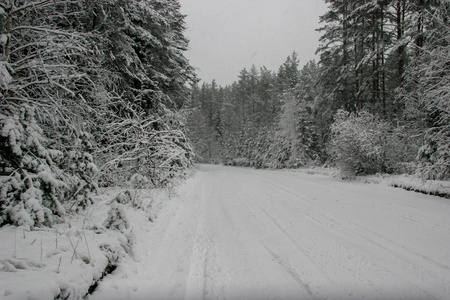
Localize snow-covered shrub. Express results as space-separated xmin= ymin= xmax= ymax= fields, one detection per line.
xmin=113 ymin=191 xmax=133 ymax=205
xmin=329 ymin=110 xmax=407 ymax=176
xmin=64 ymin=132 xmax=99 ymax=211
xmin=103 ymin=202 xmax=130 ymax=232
xmin=99 ymin=243 xmax=126 ymax=266
xmin=123 ymin=174 xmax=153 ymax=209
xmin=127 ymin=173 xmax=150 ymax=189
xmin=226 ymin=157 xmax=251 ymax=167
xmin=1 ymin=257 xmax=45 ymax=272
xmin=0 ymin=107 xmax=67 ymax=227
xmin=111 ymin=189 xmax=143 ymax=210
xmin=417 ymin=131 xmax=450 ymax=180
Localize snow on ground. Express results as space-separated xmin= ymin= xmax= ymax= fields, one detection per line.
xmin=2 ymin=165 xmax=450 ymax=299
xmin=384 ymin=175 xmax=450 ymax=198
xmin=298 ymin=166 xmax=450 ymax=198
xmin=0 ymin=187 xmax=172 ymax=299
xmin=88 ymin=164 xmax=450 ymax=300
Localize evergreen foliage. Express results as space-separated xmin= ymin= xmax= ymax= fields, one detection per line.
xmin=399 ymin=1 xmax=450 ymax=180
xmin=0 ymin=0 xmax=195 ymax=227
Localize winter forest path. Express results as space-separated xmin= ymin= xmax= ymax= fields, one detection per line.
xmin=90 ymin=165 xmax=450 ymax=300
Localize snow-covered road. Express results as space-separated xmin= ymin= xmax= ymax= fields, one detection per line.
xmin=90 ymin=165 xmax=450 ymax=299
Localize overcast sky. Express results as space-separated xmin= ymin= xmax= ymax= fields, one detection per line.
xmin=179 ymin=0 xmax=329 ymax=86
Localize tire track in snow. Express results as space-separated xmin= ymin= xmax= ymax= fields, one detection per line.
xmin=296 ymin=204 xmax=446 ymax=299
xmin=206 ymin=170 xmax=325 ymax=299
xmin=263 ymin=246 xmax=319 ymax=300
xmin=226 ymin=174 xmax=340 ymax=298
xmin=184 ymin=182 xmax=209 ymax=300
xmin=136 ymin=173 xmax=209 ymax=299
xmin=254 ymin=169 xmax=450 ymax=274
xmin=256 ymin=201 xmax=335 ymax=285
xmin=184 ymin=176 xmax=232 ymax=300
xmin=229 ymin=169 xmax=448 ymax=299
xmin=216 ymin=173 xmax=279 ymax=298
xmin=350 ymin=221 xmax=450 ymax=272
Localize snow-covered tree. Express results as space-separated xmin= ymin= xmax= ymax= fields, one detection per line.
xmin=95 ymin=101 xmax=193 ymax=187
xmin=400 ymin=0 xmax=450 ymax=180
xmin=0 ymin=107 xmax=67 ymax=227
xmin=85 ymin=0 xmax=196 ymax=186
xmin=1 ymin=0 xmax=196 ymax=227
xmin=0 ymin=0 xmax=101 ymax=226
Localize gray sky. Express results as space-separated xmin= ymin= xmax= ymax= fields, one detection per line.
xmin=179 ymin=0 xmax=329 ymax=86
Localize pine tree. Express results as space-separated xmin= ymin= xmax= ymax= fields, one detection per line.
xmin=1 ymin=0 xmax=196 ymax=227
xmin=0 ymin=0 xmax=100 ymax=226
xmin=401 ymin=0 xmax=450 ymax=179
xmin=83 ymin=0 xmax=196 ymax=186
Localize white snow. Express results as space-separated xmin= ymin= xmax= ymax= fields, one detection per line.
xmin=0 ymin=61 xmax=12 ymax=89
xmin=87 ymin=165 xmax=450 ymax=300
xmin=0 ymin=187 xmax=170 ymax=300
xmin=2 ymin=165 xmax=450 ymax=299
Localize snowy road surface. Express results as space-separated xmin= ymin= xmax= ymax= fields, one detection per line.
xmin=90 ymin=165 xmax=450 ymax=299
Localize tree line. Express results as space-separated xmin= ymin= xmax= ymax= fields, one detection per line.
xmin=186 ymin=0 xmax=449 ymax=180
xmin=1 ymin=0 xmax=448 ymax=228
xmin=0 ymin=0 xmax=195 ymax=227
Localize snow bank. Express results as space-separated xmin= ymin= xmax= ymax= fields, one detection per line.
xmin=297 ymin=167 xmax=449 ymax=198
xmin=386 ymin=175 xmax=450 ymax=198
xmin=0 ymin=187 xmax=171 ymax=299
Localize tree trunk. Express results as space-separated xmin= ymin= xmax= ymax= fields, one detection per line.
xmin=380 ymin=3 xmax=386 ymax=117
xmin=354 ymin=41 xmax=360 ymax=109
xmin=342 ymin=0 xmax=350 ymax=110
xmin=396 ymin=0 xmax=406 ymax=83
xmin=372 ymin=14 xmax=378 ymax=105
xmin=5 ymin=5 xmax=12 ymax=60
xmin=416 ymin=0 xmax=425 ymax=49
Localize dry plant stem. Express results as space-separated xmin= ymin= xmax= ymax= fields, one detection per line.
xmin=71 ymin=238 xmax=81 ymax=264
xmin=40 ymin=233 xmax=43 ymax=262
xmin=82 ymin=230 xmax=91 ymax=262
xmin=14 ymin=229 xmax=17 ymax=258
xmin=57 ymin=256 xmax=62 ymax=273
xmin=81 ymin=210 xmax=92 ymax=261
xmin=64 ymin=228 xmax=79 ymax=263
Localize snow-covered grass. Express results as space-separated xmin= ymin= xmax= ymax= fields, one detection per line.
xmin=297 ymin=166 xmax=340 ymax=177
xmin=0 ymin=186 xmax=173 ymax=299
xmin=295 ymin=166 xmax=450 ymax=198
xmin=365 ymin=174 xmax=450 ymax=198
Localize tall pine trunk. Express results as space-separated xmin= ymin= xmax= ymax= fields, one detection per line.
xmin=396 ymin=0 xmax=406 ymax=83
xmin=380 ymin=2 xmax=386 ymax=117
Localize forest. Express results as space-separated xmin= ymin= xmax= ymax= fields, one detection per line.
xmin=0 ymin=0 xmax=449 ymax=228
xmin=186 ymin=0 xmax=449 ymax=181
